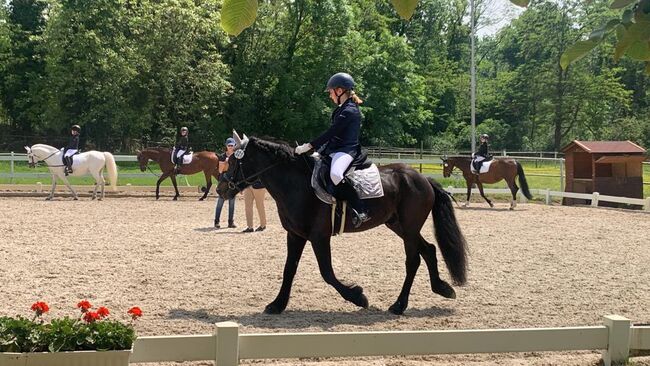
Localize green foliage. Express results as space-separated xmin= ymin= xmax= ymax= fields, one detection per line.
xmin=0 ymin=314 xmax=136 ymax=353
xmin=221 ymin=0 xmax=258 ymax=36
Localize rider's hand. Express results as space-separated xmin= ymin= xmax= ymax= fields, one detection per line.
xmin=295 ymin=143 xmax=312 ymax=155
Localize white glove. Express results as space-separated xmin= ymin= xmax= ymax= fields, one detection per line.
xmin=295 ymin=143 xmax=312 ymax=155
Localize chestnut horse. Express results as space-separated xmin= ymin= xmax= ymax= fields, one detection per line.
xmin=217 ymin=132 xmax=468 ymax=315
xmin=441 ymin=156 xmax=532 ymax=209
xmin=136 ymin=147 xmax=219 ymax=200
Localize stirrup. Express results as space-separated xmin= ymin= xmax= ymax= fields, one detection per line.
xmin=351 ymin=209 xmax=370 ymax=228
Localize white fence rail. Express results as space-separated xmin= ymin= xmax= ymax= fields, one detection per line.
xmin=128 ymin=316 xmax=648 ymax=366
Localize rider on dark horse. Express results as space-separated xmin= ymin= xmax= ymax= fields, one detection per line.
xmin=295 ymin=72 xmax=370 ymax=228
xmin=63 ymin=125 xmax=81 ymax=176
xmin=174 ymin=127 xmax=190 ymax=174
xmin=473 ymin=133 xmax=492 ymax=174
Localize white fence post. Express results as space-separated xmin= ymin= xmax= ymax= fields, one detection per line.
xmin=591 ymin=192 xmax=600 ymax=207
xmin=560 ymin=159 xmax=565 ymax=192
xmin=544 ymin=189 xmax=551 ymax=205
xmin=10 ymin=151 xmax=15 ymax=183
xmin=602 ymin=315 xmax=631 ymax=366
xmin=215 ymin=322 xmax=239 ymax=366
xmin=644 ymin=197 xmax=650 ymax=211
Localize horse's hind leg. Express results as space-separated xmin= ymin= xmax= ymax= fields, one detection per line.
xmin=265 ymin=232 xmax=307 ymax=314
xmin=311 ymin=236 xmax=369 ymax=309
xmin=199 ymin=171 xmax=211 ymax=201
xmin=476 ymin=182 xmax=493 ymax=208
xmin=506 ymin=178 xmax=519 ymax=210
xmin=417 ymin=235 xmax=456 ymax=299
xmin=170 ymin=175 xmax=180 ymax=200
xmin=391 ymin=234 xmax=421 ymax=315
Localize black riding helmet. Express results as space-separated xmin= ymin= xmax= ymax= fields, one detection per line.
xmin=71 ymin=125 xmax=81 ymax=132
xmin=326 ymin=72 xmax=355 ymax=91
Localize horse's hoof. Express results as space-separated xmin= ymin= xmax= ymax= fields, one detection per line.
xmin=509 ymin=206 xmax=514 ymax=211
xmin=488 ymin=202 xmax=494 ymax=208
xmin=73 ymin=197 xmax=79 ymax=201
xmin=199 ymin=197 xmax=205 ymax=201
xmin=388 ymin=300 xmax=407 ymax=315
xmin=45 ymin=197 xmax=52 ymax=201
xmin=92 ymin=196 xmax=96 ymax=201
xmin=350 ymin=285 xmax=369 ymax=308
xmin=432 ymin=281 xmax=456 ymax=299
xmin=173 ymin=197 xmax=178 ymax=201
xmin=463 ymin=202 xmax=469 ymax=208
xmin=264 ymin=302 xmax=285 ymax=314
xmin=155 ymin=196 xmax=160 ymax=200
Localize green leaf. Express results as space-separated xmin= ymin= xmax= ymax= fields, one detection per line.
xmin=508 ymin=0 xmax=530 ymax=7
xmin=220 ymin=0 xmax=258 ymax=36
xmin=622 ymin=9 xmax=634 ymax=24
xmin=390 ymin=0 xmax=419 ymax=20
xmin=626 ymin=40 xmax=650 ymax=60
xmin=614 ymin=21 xmax=650 ymax=60
xmin=589 ymin=19 xmax=621 ymax=41
xmin=610 ymin=0 xmax=636 ymax=9
xmin=561 ymin=40 xmax=600 ymax=69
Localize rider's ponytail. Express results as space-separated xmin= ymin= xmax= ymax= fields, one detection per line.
xmin=349 ymin=90 xmax=363 ymax=104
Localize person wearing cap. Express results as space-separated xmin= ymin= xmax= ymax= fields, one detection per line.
xmin=63 ymin=125 xmax=81 ymax=175
xmin=294 ymin=72 xmax=370 ymax=228
xmin=214 ymin=137 xmax=237 ymax=229
xmin=472 ymin=133 xmax=492 ymax=173
xmin=173 ymin=127 xmax=190 ymax=173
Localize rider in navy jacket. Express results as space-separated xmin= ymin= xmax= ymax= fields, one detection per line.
xmin=295 ymin=72 xmax=369 ymax=228
xmin=63 ymin=125 xmax=81 ymax=175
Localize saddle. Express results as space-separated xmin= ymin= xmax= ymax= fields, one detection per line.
xmin=311 ymin=150 xmax=384 ymax=205
xmin=61 ymin=149 xmax=80 ymax=165
xmin=471 ymin=156 xmax=494 ymax=174
xmin=171 ymin=149 xmax=193 ymax=165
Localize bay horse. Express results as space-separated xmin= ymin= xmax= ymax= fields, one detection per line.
xmin=25 ymin=144 xmax=118 ymax=200
xmin=216 ymin=132 xmax=468 ymax=315
xmin=136 ymin=147 xmax=220 ymax=200
xmin=441 ymin=156 xmax=532 ymax=210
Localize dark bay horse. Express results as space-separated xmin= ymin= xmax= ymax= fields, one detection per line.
xmin=442 ymin=156 xmax=532 ymax=209
xmin=217 ymin=132 xmax=468 ymax=315
xmin=136 ymin=147 xmax=220 ymax=200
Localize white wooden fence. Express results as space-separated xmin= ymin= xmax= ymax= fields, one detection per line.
xmin=128 ymin=315 xmax=648 ymax=365
xmin=446 ymin=187 xmax=650 ymax=211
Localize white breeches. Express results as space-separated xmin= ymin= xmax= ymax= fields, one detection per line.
xmin=473 ymin=155 xmax=486 ymax=163
xmin=176 ymin=149 xmax=186 ymax=159
xmin=329 ymin=152 xmax=353 ymax=186
xmin=64 ymin=149 xmax=78 ymax=158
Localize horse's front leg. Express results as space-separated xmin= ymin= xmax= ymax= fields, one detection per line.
xmin=60 ymin=175 xmax=78 ymax=200
xmin=265 ymin=232 xmax=307 ymax=314
xmin=155 ymin=172 xmax=169 ymax=200
xmin=464 ymin=182 xmax=472 ymax=207
xmin=91 ymin=183 xmax=98 ymax=200
xmin=476 ymin=182 xmax=493 ymax=207
xmin=47 ymin=174 xmax=57 ymax=200
xmin=312 ymin=235 xmax=369 ymax=309
xmin=170 ymin=174 xmax=180 ymax=200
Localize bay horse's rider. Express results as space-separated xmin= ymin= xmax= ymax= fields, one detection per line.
xmin=173 ymin=126 xmax=190 ymax=173
xmin=295 ymin=72 xmax=370 ymax=228
xmin=473 ymin=133 xmax=492 ymax=173
xmin=63 ymin=124 xmax=81 ymax=175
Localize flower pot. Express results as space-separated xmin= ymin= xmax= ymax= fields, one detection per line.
xmin=0 ymin=349 xmax=131 ymax=366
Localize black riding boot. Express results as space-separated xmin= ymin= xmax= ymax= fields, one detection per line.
xmin=334 ymin=180 xmax=370 ymax=228
xmin=64 ymin=157 xmax=72 ymax=175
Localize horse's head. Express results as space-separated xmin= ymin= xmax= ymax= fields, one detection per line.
xmin=24 ymin=146 xmax=37 ymax=168
xmin=217 ymin=130 xmax=289 ymax=200
xmin=135 ymin=149 xmax=149 ymax=172
xmin=441 ymin=155 xmax=454 ymax=178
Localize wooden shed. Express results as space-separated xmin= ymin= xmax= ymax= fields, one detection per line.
xmin=562 ymin=140 xmax=647 ymax=206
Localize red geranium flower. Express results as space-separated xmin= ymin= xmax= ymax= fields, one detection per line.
xmin=30 ymin=301 xmax=49 ymax=317
xmin=83 ymin=311 xmax=100 ymax=323
xmin=127 ymin=306 xmax=142 ymax=320
xmin=97 ymin=306 xmax=110 ymax=318
xmin=77 ymin=300 xmax=92 ymax=313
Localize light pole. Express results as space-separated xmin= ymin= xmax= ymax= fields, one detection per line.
xmin=470 ymin=0 xmax=477 ymax=153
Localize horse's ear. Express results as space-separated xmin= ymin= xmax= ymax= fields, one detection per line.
xmin=24 ymin=146 xmax=30 ymax=152
xmin=242 ymin=133 xmax=248 ymax=141
xmin=232 ymin=130 xmax=242 ymax=148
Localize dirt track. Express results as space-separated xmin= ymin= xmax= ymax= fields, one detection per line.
xmin=1 ymin=195 xmax=649 ymax=365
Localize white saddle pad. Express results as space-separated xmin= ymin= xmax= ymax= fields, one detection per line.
xmin=171 ymin=153 xmax=193 ymax=164
xmin=347 ymin=164 xmax=384 ymax=200
xmin=470 ymin=159 xmax=493 ymax=174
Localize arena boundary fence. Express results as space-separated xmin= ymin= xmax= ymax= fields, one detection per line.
xmin=128 ymin=315 xmax=648 ymax=365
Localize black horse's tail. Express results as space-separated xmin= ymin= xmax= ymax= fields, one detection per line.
xmin=516 ymin=161 xmax=533 ymax=200
xmin=428 ymin=178 xmax=468 ymax=286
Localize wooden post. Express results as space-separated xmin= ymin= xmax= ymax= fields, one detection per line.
xmin=644 ymin=197 xmax=650 ymax=211
xmin=560 ymin=160 xmax=565 ymax=192
xmin=602 ymin=315 xmax=631 ymax=366
xmin=215 ymin=322 xmax=239 ymax=366
xmin=591 ymin=192 xmax=599 ymax=207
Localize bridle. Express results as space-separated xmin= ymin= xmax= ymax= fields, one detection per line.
xmin=222 ymin=140 xmax=280 ymax=193
xmin=27 ymin=148 xmax=63 ymax=168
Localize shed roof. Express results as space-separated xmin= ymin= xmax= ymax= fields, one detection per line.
xmin=561 ymin=140 xmax=646 ymax=154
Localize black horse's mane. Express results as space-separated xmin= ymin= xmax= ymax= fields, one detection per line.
xmin=249 ymin=137 xmax=302 ymax=163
